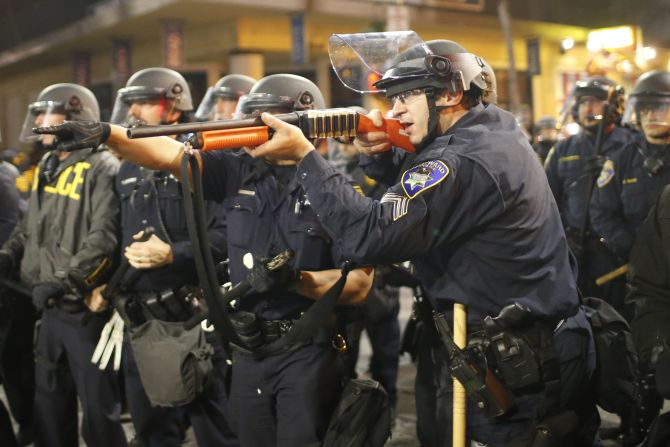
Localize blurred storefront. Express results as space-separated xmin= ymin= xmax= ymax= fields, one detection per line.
xmin=0 ymin=0 xmax=666 ymax=147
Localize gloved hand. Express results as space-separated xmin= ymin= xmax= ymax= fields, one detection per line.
xmin=247 ymin=256 xmax=300 ymax=294
xmin=32 ymin=282 xmax=66 ymax=310
xmin=0 ymin=253 xmax=14 ymax=278
xmin=583 ymin=155 xmax=605 ymax=177
xmin=378 ymin=264 xmax=421 ymax=288
xmin=32 ymin=120 xmax=111 ymax=152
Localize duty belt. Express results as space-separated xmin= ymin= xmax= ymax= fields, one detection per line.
xmin=122 ymin=286 xmax=200 ymax=326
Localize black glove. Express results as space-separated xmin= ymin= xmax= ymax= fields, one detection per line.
xmin=379 ymin=264 xmax=422 ymax=288
xmin=32 ymin=120 xmax=111 ymax=152
xmin=0 ymin=252 xmax=14 ymax=278
xmin=583 ymin=155 xmax=605 ymax=177
xmin=32 ymin=282 xmax=66 ymax=310
xmin=247 ymin=257 xmax=300 ymax=294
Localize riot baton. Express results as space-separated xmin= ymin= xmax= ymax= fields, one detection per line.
xmin=453 ymin=303 xmax=467 ymax=447
xmin=595 ymin=263 xmax=629 ymax=286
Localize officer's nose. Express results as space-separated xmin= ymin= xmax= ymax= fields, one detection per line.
xmin=391 ymin=99 xmax=406 ymax=118
xmin=129 ymin=103 xmax=142 ymax=117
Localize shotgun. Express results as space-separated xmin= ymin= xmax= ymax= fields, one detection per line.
xmin=127 ymin=109 xmax=415 ymax=153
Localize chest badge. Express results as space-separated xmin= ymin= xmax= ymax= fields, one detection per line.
xmin=597 ymin=160 xmax=615 ymax=188
xmin=401 ymin=160 xmax=450 ymax=199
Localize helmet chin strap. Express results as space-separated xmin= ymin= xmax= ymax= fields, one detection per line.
xmin=415 ymin=87 xmax=458 ymax=152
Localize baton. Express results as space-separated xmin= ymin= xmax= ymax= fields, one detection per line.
xmin=453 ymin=303 xmax=467 ymax=447
xmin=595 ymin=264 xmax=629 ymax=286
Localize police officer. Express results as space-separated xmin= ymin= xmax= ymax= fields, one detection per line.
xmin=0 ymin=83 xmax=126 ymax=446
xmin=624 ymin=184 xmax=670 ymax=445
xmin=249 ymin=33 xmax=599 ymax=446
xmin=545 ymin=76 xmax=635 ymax=301
xmin=591 ymin=70 xmax=670 ymax=272
xmin=533 ymin=116 xmax=560 ymax=165
xmin=39 ymin=73 xmax=375 ymax=446
xmin=194 ymin=74 xmax=256 ymax=121
xmin=111 ymin=67 xmax=237 ymax=446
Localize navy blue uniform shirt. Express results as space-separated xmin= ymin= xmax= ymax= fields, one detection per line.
xmin=590 ymin=137 xmax=670 ymax=259
xmin=296 ymin=104 xmax=579 ymax=322
xmin=545 ymin=126 xmax=635 ymax=231
xmin=116 ymin=162 xmax=227 ymax=292
xmin=200 ymin=152 xmax=346 ymax=320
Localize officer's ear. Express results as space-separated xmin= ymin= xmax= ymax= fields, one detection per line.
xmin=434 ymin=89 xmax=463 ymax=109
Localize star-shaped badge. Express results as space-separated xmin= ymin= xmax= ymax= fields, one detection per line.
xmin=405 ymin=171 xmax=432 ymax=190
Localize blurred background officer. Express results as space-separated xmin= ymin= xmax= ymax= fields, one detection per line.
xmin=0 ymin=83 xmax=125 ymax=446
xmin=533 ymin=116 xmax=560 ymax=165
xmin=625 ymin=184 xmax=670 ymax=446
xmin=111 ymin=67 xmax=237 ymax=447
xmin=591 ymin=70 xmax=670 ymax=288
xmin=194 ymin=74 xmax=256 ymax=121
xmin=41 ymin=73 xmax=374 ymax=446
xmin=0 ymin=128 xmax=21 ymax=447
xmin=244 ymin=31 xmax=598 ymax=446
xmin=545 ymin=76 xmax=635 ymax=301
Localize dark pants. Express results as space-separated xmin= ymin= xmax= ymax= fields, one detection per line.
xmin=0 ymin=400 xmax=17 ymax=447
xmin=123 ymin=331 xmax=238 ymax=447
xmin=230 ymin=343 xmax=342 ymax=447
xmin=0 ymin=294 xmax=36 ymax=432
xmin=417 ymin=310 xmax=600 ymax=447
xmin=33 ymin=308 xmax=127 ymax=447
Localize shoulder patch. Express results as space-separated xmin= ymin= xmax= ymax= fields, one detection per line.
xmin=401 ymin=160 xmax=450 ymax=199
xmin=597 ymin=160 xmax=615 ymax=188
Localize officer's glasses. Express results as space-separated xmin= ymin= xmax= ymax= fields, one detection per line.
xmin=390 ymin=89 xmax=425 ymax=105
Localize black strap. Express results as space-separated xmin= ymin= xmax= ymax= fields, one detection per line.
xmin=179 ymin=150 xmax=353 ymax=358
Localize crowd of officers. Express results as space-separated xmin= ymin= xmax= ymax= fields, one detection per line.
xmin=0 ymin=29 xmax=668 ymax=447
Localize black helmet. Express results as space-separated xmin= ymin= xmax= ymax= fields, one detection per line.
xmin=20 ymin=83 xmax=100 ymax=144
xmin=622 ymin=70 xmax=670 ymax=128
xmin=374 ymin=40 xmax=487 ymax=98
xmin=110 ymin=67 xmax=193 ymax=124
xmin=569 ymin=76 xmax=624 ymax=125
xmin=234 ymin=74 xmax=325 ymax=118
xmin=195 ymin=74 xmax=257 ymax=121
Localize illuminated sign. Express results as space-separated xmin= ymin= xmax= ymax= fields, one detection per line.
xmin=587 ymin=26 xmax=636 ymax=51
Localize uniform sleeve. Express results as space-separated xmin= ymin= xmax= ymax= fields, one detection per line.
xmin=297 ymin=151 xmax=504 ymax=265
xmin=0 ymin=211 xmax=27 ymax=265
xmin=626 ymin=188 xmax=670 ymax=367
xmin=0 ymin=173 xmax=21 ymax=245
xmin=589 ymin=157 xmax=633 ymax=259
xmin=67 ymin=154 xmax=120 ymax=286
xmin=358 ymin=148 xmax=407 ymax=186
xmin=544 ymin=145 xmax=562 ymax=204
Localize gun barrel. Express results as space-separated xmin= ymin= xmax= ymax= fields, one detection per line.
xmin=127 ymin=113 xmax=300 ymax=139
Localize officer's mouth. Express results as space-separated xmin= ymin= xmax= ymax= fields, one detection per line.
xmin=400 ymin=121 xmax=414 ymax=134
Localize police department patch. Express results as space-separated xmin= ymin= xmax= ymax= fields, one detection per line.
xmin=597 ymin=160 xmax=615 ymax=188
xmin=401 ymin=160 xmax=450 ymax=199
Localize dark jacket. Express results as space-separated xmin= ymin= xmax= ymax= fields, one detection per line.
xmin=0 ymin=148 xmax=119 ymax=291
xmin=299 ymin=104 xmax=578 ymax=322
xmin=0 ymin=164 xmax=20 ymax=245
xmin=626 ymin=184 xmax=670 ymax=367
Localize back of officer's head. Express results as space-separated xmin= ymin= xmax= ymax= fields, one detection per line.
xmin=20 ymin=83 xmax=100 ymax=146
xmin=234 ymin=74 xmax=325 ymax=118
xmin=111 ymin=67 xmax=193 ymax=126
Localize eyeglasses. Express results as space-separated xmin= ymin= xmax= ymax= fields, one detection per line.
xmin=389 ymin=89 xmax=425 ymax=105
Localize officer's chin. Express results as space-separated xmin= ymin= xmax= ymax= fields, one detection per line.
xmin=39 ymin=135 xmax=58 ymax=150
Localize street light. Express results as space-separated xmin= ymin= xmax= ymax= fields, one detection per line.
xmin=560 ymin=38 xmax=575 ymax=53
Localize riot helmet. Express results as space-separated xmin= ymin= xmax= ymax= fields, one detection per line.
xmin=20 ymin=83 xmax=100 ymax=145
xmin=329 ymin=31 xmax=485 ymax=150
xmin=567 ymin=76 xmax=624 ymax=130
xmin=622 ymin=71 xmax=670 ymax=142
xmin=110 ymin=67 xmax=193 ymax=125
xmin=233 ymin=74 xmax=325 ymax=119
xmin=195 ymin=74 xmax=256 ymax=121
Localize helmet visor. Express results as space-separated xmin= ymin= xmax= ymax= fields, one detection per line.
xmin=195 ymin=86 xmax=240 ymax=121
xmin=623 ymin=95 xmax=670 ymax=128
xmin=233 ymin=93 xmax=299 ymax=119
xmin=20 ymin=101 xmax=66 ymax=144
xmin=329 ymin=31 xmax=430 ymax=94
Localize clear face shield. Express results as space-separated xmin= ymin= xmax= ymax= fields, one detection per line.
xmin=328 ymin=31 xmax=431 ymax=95
xmin=110 ymin=86 xmax=167 ymax=126
xmin=623 ymin=96 xmax=670 ymax=135
xmin=232 ymin=93 xmax=303 ymax=120
xmin=195 ymin=87 xmax=240 ymax=121
xmin=20 ymin=102 xmax=68 ymax=145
